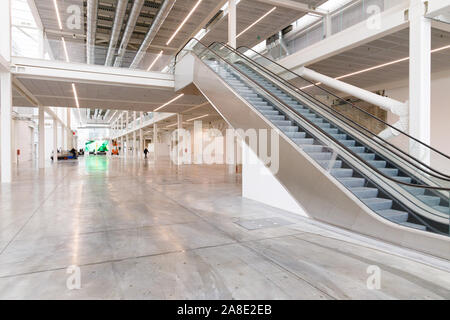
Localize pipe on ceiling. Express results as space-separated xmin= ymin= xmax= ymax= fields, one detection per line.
xmin=105 ymin=0 xmax=129 ymax=66
xmin=86 ymin=0 xmax=98 ymax=64
xmin=114 ymin=0 xmax=145 ymax=67
xmin=129 ymin=0 xmax=177 ymax=69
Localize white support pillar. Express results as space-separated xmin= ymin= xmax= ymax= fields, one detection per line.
xmin=324 ymin=14 xmax=332 ymax=38
xmin=126 ymin=111 xmax=129 ymax=158
xmin=1 ymin=72 xmax=13 ymax=183
xmin=139 ymin=111 xmax=144 ymax=158
xmin=133 ymin=111 xmax=137 ymax=158
xmin=38 ymin=105 xmax=45 ymax=168
xmin=177 ymin=113 xmax=183 ymax=165
xmin=153 ymin=122 xmax=158 ymax=161
xmin=66 ymin=108 xmax=72 ymax=149
xmin=53 ymin=119 xmax=58 ymax=163
xmin=228 ymin=0 xmax=237 ymax=48
xmin=1 ymin=0 xmax=12 ymax=183
xmin=409 ymin=0 xmax=431 ymax=164
xmin=60 ymin=115 xmax=65 ymax=151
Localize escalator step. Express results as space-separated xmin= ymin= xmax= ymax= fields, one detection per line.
xmin=331 ymin=168 xmax=354 ymax=178
xmin=284 ymin=131 xmax=306 ymax=138
xmin=273 ymin=120 xmax=293 ymax=126
xmin=338 ymin=177 xmax=366 ymax=188
xmin=301 ymin=145 xmax=324 ymax=153
xmin=261 ymin=110 xmax=280 ymax=116
xmin=279 ymin=126 xmax=299 ymax=132
xmin=402 ymin=186 xmax=425 ymax=196
xmin=331 ymin=134 xmax=347 ymax=140
xmin=317 ymin=160 xmax=343 ymax=169
xmin=293 ymin=138 xmax=314 ymax=145
xmin=393 ymin=176 xmax=413 ymax=184
xmin=350 ymin=187 xmax=379 ymax=198
xmin=417 ymin=195 xmax=441 ymax=207
xmin=340 ymin=140 xmax=357 ymax=147
xmin=363 ymin=198 xmax=393 ymax=211
xmin=316 ymin=122 xmax=332 ymax=129
xmin=323 ymin=128 xmax=339 ymax=134
xmin=379 ymin=168 xmax=399 ymax=176
xmin=377 ymin=209 xmax=409 ymax=223
xmin=368 ymin=160 xmax=387 ymax=168
xmin=266 ymin=115 xmax=286 ymax=121
xmin=359 ymin=153 xmax=376 ymax=161
xmin=308 ymin=152 xmax=333 ymax=161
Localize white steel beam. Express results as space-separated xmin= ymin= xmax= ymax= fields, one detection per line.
xmin=253 ymin=0 xmax=326 ymax=15
xmin=11 ymin=57 xmax=174 ymax=89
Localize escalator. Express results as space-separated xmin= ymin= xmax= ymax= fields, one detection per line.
xmin=174 ymin=38 xmax=450 ymax=259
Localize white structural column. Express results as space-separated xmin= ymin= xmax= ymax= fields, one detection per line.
xmin=38 ymin=106 xmax=45 ymax=168
xmin=66 ymin=109 xmax=72 ymax=149
xmin=1 ymin=73 xmax=13 ymax=183
xmin=126 ymin=111 xmax=129 ymax=158
xmin=60 ymin=112 xmax=65 ymax=150
xmin=133 ymin=111 xmax=137 ymax=158
xmin=153 ymin=121 xmax=158 ymax=161
xmin=139 ymin=112 xmax=144 ymax=158
xmin=120 ymin=115 xmax=124 ymax=155
xmin=0 ymin=0 xmax=12 ymax=183
xmin=409 ymin=0 xmax=431 ymax=164
xmin=177 ymin=113 xmax=183 ymax=165
xmin=53 ymin=119 xmax=58 ymax=163
xmin=228 ymin=0 xmax=237 ymax=48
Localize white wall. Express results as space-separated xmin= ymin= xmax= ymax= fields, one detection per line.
xmin=12 ymin=119 xmax=34 ymax=163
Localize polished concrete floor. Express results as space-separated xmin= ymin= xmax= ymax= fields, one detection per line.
xmin=0 ymin=156 xmax=449 ymax=299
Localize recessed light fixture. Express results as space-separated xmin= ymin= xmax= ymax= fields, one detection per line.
xmin=154 ymin=94 xmax=184 ymax=112
xmin=237 ymin=7 xmax=276 ymax=39
xmin=53 ymin=0 xmax=63 ymax=30
xmin=187 ymin=114 xmax=209 ymax=122
xmin=166 ymin=0 xmax=203 ymax=45
xmin=61 ymin=37 xmax=70 ymax=62
xmin=72 ymin=83 xmax=80 ymax=108
xmin=147 ymin=50 xmax=163 ymax=71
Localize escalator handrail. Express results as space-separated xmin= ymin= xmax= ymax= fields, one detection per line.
xmin=218 ymin=43 xmax=450 ymax=182
xmin=176 ymin=38 xmax=450 ymax=195
xmin=234 ymin=45 xmax=450 ymax=162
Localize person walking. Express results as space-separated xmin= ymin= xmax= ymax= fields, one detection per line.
xmin=144 ymin=148 xmax=149 ymax=159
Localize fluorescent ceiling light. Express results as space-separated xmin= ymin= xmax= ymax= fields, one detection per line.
xmin=187 ymin=114 xmax=209 ymax=122
xmin=72 ymin=83 xmax=80 ymax=108
xmin=147 ymin=50 xmax=163 ymax=71
xmin=166 ymin=0 xmax=203 ymax=45
xmin=154 ymin=94 xmax=184 ymax=112
xmin=237 ymin=7 xmax=276 ymax=39
xmin=61 ymin=37 xmax=69 ymax=62
xmin=53 ymin=0 xmax=63 ymax=30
